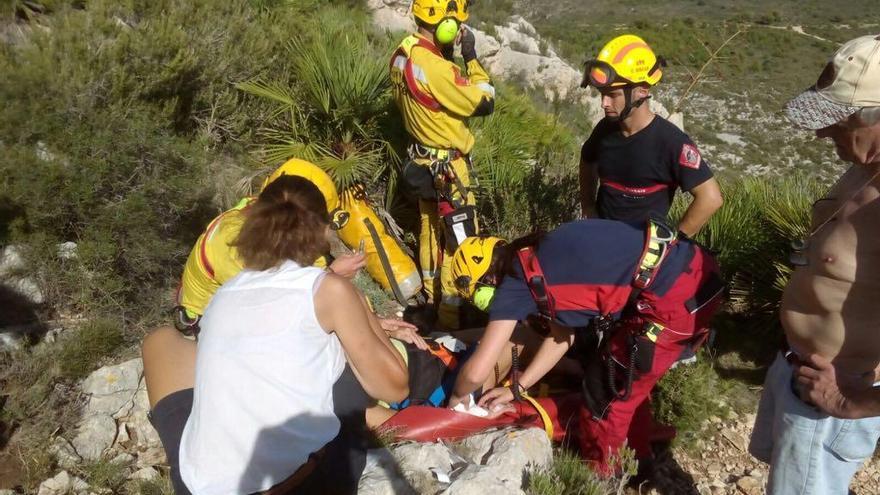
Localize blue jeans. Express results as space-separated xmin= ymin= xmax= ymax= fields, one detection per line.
xmin=749 ymin=353 xmax=880 ymax=495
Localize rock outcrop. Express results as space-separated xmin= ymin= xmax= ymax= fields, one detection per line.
xmin=366 ymin=0 xmax=678 ymax=129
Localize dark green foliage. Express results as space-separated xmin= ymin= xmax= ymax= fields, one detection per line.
xmin=528 ymin=447 xmax=636 ymax=495
xmin=652 ymin=352 xmax=731 ymax=448
xmin=0 ymin=0 xmax=338 ymax=323
xmin=671 ymin=174 xmax=823 ymax=331
xmin=59 ymin=318 xmax=124 ymax=379
xmin=236 ymin=6 xmax=399 ymax=191
xmin=470 ymin=87 xmax=579 ymax=239
xmin=78 ymin=458 xmax=130 ymax=493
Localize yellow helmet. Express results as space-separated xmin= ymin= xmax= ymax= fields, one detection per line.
xmin=412 ymin=0 xmax=468 ymax=25
xmin=452 ymin=0 xmax=469 ymax=22
xmin=262 ymin=158 xmax=349 ymax=229
xmin=451 ymin=236 xmax=505 ymax=301
xmin=582 ymin=34 xmax=664 ymax=88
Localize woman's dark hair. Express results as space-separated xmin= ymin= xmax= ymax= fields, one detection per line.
xmin=233 ymin=175 xmax=330 ymax=270
xmin=491 ymin=231 xmax=547 ymax=282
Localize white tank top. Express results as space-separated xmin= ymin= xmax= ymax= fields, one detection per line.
xmin=179 ymin=261 xmax=344 ymax=494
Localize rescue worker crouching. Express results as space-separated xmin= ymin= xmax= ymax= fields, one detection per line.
xmin=391 ymin=0 xmax=496 ymax=330
xmin=174 ymin=159 xmax=364 ymax=335
xmin=446 ymin=221 xmax=726 ymax=476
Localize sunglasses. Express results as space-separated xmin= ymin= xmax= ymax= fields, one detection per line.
xmin=581 ymin=58 xmax=665 ymax=89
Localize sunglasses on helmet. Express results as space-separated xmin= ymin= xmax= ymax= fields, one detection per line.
xmin=580 ymin=57 xmax=666 ymax=89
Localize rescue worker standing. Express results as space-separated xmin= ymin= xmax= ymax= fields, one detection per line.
xmin=579 ymin=35 xmax=722 ymax=237
xmin=391 ymin=0 xmax=495 ymax=330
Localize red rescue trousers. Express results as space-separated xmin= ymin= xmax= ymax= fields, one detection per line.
xmin=577 ymin=248 xmax=722 ymax=475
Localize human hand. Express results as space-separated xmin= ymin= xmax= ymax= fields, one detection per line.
xmin=458 ymin=25 xmax=476 ymax=62
xmin=477 ymin=386 xmax=515 ymax=414
xmin=795 ymin=354 xmax=864 ymax=419
xmin=380 ymin=318 xmax=428 ymax=350
xmin=329 ymin=253 xmax=366 ymax=278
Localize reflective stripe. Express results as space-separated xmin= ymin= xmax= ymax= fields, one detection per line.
xmin=476 ymin=82 xmax=495 ymax=98
xmin=411 ymin=63 xmax=429 ymax=84
xmin=601 ymin=180 xmax=668 ymax=196
xmin=644 ymin=321 xmax=664 ymax=343
xmin=421 ymin=270 xmax=438 ymax=279
xmin=391 ymin=35 xmax=443 ymax=112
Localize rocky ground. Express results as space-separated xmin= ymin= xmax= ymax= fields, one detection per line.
xmin=6 ymin=352 xmax=876 ymax=494
xmin=645 ymin=411 xmax=880 ymax=495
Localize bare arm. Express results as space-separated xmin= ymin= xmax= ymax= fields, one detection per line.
xmin=677 ymin=177 xmax=723 ymax=237
xmin=448 ymin=319 xmax=517 ymax=408
xmin=315 ymin=274 xmax=408 ymax=404
xmin=580 ymin=158 xmax=599 ymax=218
xmin=478 ymin=322 xmax=574 ymax=410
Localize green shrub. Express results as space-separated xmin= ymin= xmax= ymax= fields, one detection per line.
xmin=78 ymin=458 xmax=129 ymax=493
xmin=670 ymin=174 xmax=822 ymax=331
xmin=470 ymin=87 xmax=579 ymax=238
xmin=652 ymin=352 xmax=731 ymax=448
xmin=528 ymin=447 xmax=636 ymax=495
xmin=0 ymin=0 xmax=350 ymax=324
xmin=134 ymin=477 xmax=176 ymax=495
xmin=59 ymin=318 xmax=125 ymax=380
xmin=236 ymin=5 xmax=398 ymax=191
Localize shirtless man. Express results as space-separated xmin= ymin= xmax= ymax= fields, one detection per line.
xmin=748 ymin=34 xmax=880 ymax=495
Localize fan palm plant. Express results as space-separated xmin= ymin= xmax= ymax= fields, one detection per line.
xmin=672 ymin=174 xmax=823 ymax=331
xmin=470 ymin=89 xmax=577 ymax=237
xmin=236 ymin=6 xmax=395 ymax=191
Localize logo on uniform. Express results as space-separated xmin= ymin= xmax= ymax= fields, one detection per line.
xmin=679 ymin=144 xmax=701 ymax=170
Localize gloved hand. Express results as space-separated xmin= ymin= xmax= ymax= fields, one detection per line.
xmin=459 ymin=26 xmax=477 ymax=62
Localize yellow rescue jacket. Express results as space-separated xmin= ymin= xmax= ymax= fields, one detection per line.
xmin=390 ymin=34 xmax=495 ymax=154
xmin=177 ymin=198 xmax=250 ymax=317
xmin=176 ymin=197 xmax=328 ymax=317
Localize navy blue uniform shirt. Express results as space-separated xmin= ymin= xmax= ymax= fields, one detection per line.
xmin=488 ymin=219 xmax=695 ymax=328
xmin=581 ymin=116 xmax=714 ymax=223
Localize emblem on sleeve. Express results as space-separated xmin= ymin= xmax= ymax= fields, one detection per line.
xmin=679 ymin=144 xmax=701 ymax=170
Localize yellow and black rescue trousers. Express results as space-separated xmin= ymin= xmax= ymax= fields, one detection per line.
xmin=413 ymin=154 xmax=477 ymax=330
xmin=390 ymin=34 xmax=494 ymax=329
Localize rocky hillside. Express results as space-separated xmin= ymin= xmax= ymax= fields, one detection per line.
xmin=367 ymin=0 xmax=680 ymax=131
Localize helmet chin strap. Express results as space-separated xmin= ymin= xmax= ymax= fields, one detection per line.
xmin=609 ymin=86 xmax=652 ymax=122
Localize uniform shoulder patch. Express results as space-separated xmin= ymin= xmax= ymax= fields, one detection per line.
xmin=679 ymin=143 xmax=701 ymax=170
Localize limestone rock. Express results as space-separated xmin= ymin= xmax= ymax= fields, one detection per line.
xmin=111 ymin=452 xmax=135 ymax=465
xmin=358 ymin=448 xmax=417 ymax=495
xmin=82 ymin=358 xmax=143 ymax=418
xmin=438 ymin=464 xmax=523 ymax=495
xmin=72 ymin=414 xmax=117 ymax=461
xmin=735 ymin=475 xmax=762 ymax=495
xmin=38 ymin=471 xmax=73 ymax=495
xmin=450 ymin=427 xmax=551 ymax=489
xmin=0 ymin=245 xmax=44 ymax=305
xmin=135 ymin=446 xmax=167 ymax=468
xmin=58 ymin=241 xmax=78 ymax=260
xmin=393 ymin=441 xmax=457 ymax=493
xmin=129 ymin=467 xmax=159 ymax=481
xmin=481 ymin=428 xmax=552 ymax=481
xmin=121 ymin=380 xmax=162 ymax=449
xmin=50 ymin=436 xmax=82 ymax=470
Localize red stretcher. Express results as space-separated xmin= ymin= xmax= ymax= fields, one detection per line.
xmin=378 ymin=393 xmax=583 ymax=443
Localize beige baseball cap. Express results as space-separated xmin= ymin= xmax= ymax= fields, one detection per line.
xmin=786 ymin=34 xmax=880 ymax=130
